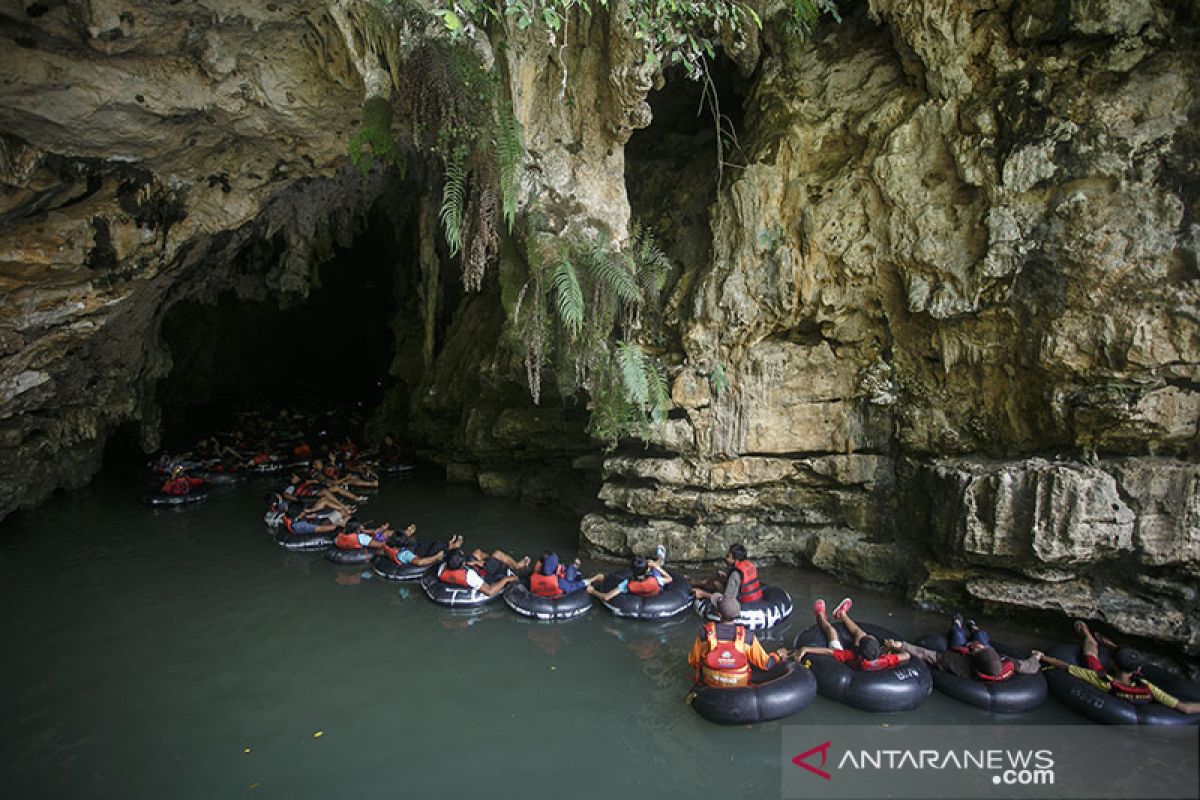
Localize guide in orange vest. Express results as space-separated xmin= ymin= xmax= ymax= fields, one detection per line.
xmin=687 ymin=595 xmax=789 ymax=688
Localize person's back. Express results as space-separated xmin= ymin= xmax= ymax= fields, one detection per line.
xmin=697 ymin=621 xmax=752 ymax=688
xmin=688 ymin=596 xmax=788 ymax=686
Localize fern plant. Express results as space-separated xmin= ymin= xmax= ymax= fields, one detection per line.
xmin=439 ymin=149 xmax=467 ymax=257
xmin=509 ymin=222 xmax=674 ymax=448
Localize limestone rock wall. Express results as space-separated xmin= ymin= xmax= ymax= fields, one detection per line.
xmin=584 ymin=1 xmax=1200 ymax=655
xmin=1 ymin=0 xmax=1197 ymax=657
xmin=0 ymin=0 xmax=386 ymax=514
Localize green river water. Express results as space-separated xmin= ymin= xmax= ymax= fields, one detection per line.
xmin=0 ymin=469 xmax=1111 ymax=799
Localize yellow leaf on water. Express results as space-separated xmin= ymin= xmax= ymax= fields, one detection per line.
xmin=313 ymin=731 xmax=324 ymax=738
xmin=243 ymin=747 xmax=251 ymax=754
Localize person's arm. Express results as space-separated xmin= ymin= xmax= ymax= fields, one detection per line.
xmin=889 ymin=652 xmax=911 ymax=665
xmin=1012 ymin=654 xmax=1041 ymax=674
xmin=687 ymin=636 xmax=706 ymax=670
xmin=410 ymin=550 xmax=446 ymax=567
xmin=722 ymin=570 xmax=741 ymax=598
xmin=1140 ymin=680 xmax=1187 ymax=711
xmin=892 ymin=640 xmax=938 ymax=666
xmin=478 ymin=575 xmax=517 ymax=597
xmin=1034 ymin=651 xmax=1073 ymax=671
xmin=795 ymin=646 xmax=837 ymax=661
xmin=746 ymin=637 xmax=788 ymax=671
xmin=655 ymin=568 xmax=673 ymax=586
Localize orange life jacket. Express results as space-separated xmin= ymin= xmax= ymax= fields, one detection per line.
xmin=252 ymin=453 xmax=270 ymax=465
xmin=627 ymin=573 xmax=662 ymax=596
xmin=530 ymin=569 xmax=564 ymax=598
xmin=733 ymin=560 xmax=763 ymax=604
xmin=294 ymin=443 xmax=312 ymax=458
xmin=335 ymin=531 xmax=364 ymax=550
xmin=440 ymin=564 xmax=485 ymax=587
xmin=699 ymin=622 xmax=751 ymax=688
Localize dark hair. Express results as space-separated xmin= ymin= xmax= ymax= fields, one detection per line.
xmin=969 ymin=646 xmax=1003 ymax=678
xmin=446 ymin=549 xmax=465 ymax=570
xmin=857 ymin=636 xmax=882 ymax=662
xmin=345 ymin=520 xmax=361 ymax=533
xmin=287 ymin=502 xmax=303 ymax=517
xmin=1113 ymin=647 xmax=1144 ymax=673
xmin=631 ymin=555 xmax=649 ymax=577
xmin=729 ymin=543 xmax=747 ymax=561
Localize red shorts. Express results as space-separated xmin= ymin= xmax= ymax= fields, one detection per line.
xmin=1083 ymin=654 xmax=1104 ymax=672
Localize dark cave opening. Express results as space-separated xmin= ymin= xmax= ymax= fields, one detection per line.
xmin=624 ymin=58 xmax=748 ymax=275
xmin=149 ymin=205 xmax=413 ymax=454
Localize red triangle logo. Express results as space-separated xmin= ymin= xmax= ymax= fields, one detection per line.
xmin=792 ymin=741 xmax=832 ymax=780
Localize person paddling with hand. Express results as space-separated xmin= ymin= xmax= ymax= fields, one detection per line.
xmin=1035 ymin=621 xmax=1200 ymax=714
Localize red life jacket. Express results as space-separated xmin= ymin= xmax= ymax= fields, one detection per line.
xmin=323 ymin=466 xmax=339 ymax=480
xmin=627 ymin=573 xmax=662 ymax=597
xmin=856 ymin=653 xmax=902 ymax=672
xmin=1110 ymin=677 xmax=1154 ymax=704
xmin=440 ymin=564 xmax=485 ymax=587
xmin=296 ymin=481 xmax=320 ymax=497
xmin=733 ymin=560 xmax=763 ymax=604
xmin=699 ymin=623 xmax=751 ymax=688
xmin=335 ymin=531 xmax=364 ymax=550
xmin=975 ymin=659 xmax=1016 ymax=682
xmin=283 ymin=515 xmax=296 ymax=535
xmin=161 ymin=477 xmax=191 ymax=495
xmin=252 ymin=453 xmax=270 ymax=465
xmin=294 ymin=443 xmax=312 ymax=458
xmin=530 ymin=569 xmax=564 ymax=598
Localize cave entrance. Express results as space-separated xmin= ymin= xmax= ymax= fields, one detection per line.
xmin=153 ymin=204 xmax=411 ymax=453
xmin=624 ymin=58 xmax=748 ymax=272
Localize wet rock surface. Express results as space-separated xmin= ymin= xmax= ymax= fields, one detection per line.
xmin=1 ymin=1 xmax=1197 ymax=656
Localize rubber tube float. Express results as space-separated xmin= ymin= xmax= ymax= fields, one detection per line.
xmin=1044 ymin=643 xmax=1200 ymax=725
xmin=420 ymin=569 xmax=513 ymax=608
xmin=694 ymin=584 xmax=793 ymax=631
xmin=503 ymin=580 xmax=593 ymax=621
xmin=600 ymin=568 xmax=693 ymax=621
xmin=689 ymin=662 xmax=817 ymax=725
xmin=915 ymin=633 xmax=1046 ymax=713
xmin=794 ymin=621 xmax=932 ymax=712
